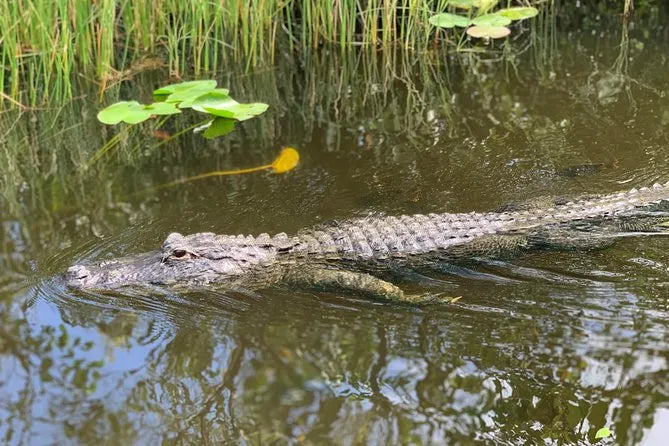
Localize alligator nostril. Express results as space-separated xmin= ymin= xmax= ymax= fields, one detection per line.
xmin=67 ymin=265 xmax=90 ymax=280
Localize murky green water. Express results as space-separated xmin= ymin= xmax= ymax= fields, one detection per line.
xmin=1 ymin=18 xmax=669 ymax=445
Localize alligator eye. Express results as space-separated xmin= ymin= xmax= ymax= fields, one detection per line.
xmin=172 ymin=249 xmax=188 ymax=259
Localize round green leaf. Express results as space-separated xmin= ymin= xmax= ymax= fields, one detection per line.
xmin=191 ymin=91 xmax=268 ymax=121
xmin=466 ymin=25 xmax=511 ymax=39
xmin=472 ymin=13 xmax=512 ymax=27
xmin=203 ymin=117 xmax=236 ymax=139
xmin=497 ymin=7 xmax=539 ymax=21
xmin=97 ymin=101 xmax=151 ymax=125
xmin=165 ymin=86 xmax=219 ymax=104
xmin=447 ymin=0 xmax=479 ymax=9
xmin=153 ymin=80 xmax=217 ymax=95
xmin=98 ymin=101 xmax=136 ymax=124
xmin=121 ymin=109 xmax=154 ymax=124
xmin=97 ymin=101 xmax=181 ymax=125
xmin=595 ymin=427 xmax=611 ymax=439
xmin=144 ymin=102 xmax=181 ymax=115
xmin=154 ymin=80 xmax=221 ymax=106
xmin=429 ymin=13 xmax=470 ymax=28
xmin=179 ymin=88 xmax=230 ymax=109
xmin=203 ymin=102 xmax=269 ymax=121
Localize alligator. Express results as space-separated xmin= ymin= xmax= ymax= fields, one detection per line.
xmin=65 ymin=183 xmax=669 ymax=303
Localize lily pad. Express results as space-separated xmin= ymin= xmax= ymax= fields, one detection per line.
xmin=466 ymin=25 xmax=511 ymax=39
xmin=203 ymin=117 xmax=236 ymax=139
xmin=143 ymin=102 xmax=181 ymax=116
xmin=472 ymin=13 xmax=512 ymax=27
xmin=179 ymin=88 xmax=230 ymax=109
xmin=154 ymin=80 xmax=220 ymax=106
xmin=98 ymin=101 xmax=166 ymax=125
xmin=497 ymin=7 xmax=539 ymax=20
xmin=447 ymin=0 xmax=479 ymax=9
xmin=97 ymin=101 xmax=180 ymax=124
xmin=595 ymin=427 xmax=611 ymax=439
xmin=153 ymin=80 xmax=217 ymax=96
xmin=429 ymin=13 xmax=470 ymax=28
xmin=191 ymin=91 xmax=269 ymax=121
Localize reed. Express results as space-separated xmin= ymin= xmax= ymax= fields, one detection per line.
xmin=0 ymin=0 xmax=555 ymax=107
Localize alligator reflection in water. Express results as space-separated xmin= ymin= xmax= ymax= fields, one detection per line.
xmin=65 ymin=184 xmax=669 ymax=302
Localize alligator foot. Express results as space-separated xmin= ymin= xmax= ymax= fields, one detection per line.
xmin=399 ymin=292 xmax=452 ymax=305
xmin=286 ymin=267 xmax=445 ymax=304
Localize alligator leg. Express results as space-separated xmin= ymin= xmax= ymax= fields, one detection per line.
xmin=531 ymin=229 xmax=618 ymax=251
xmin=285 ymin=267 xmax=446 ymax=304
xmin=446 ymin=234 xmax=533 ymax=258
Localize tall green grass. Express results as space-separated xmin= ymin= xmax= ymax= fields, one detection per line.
xmin=0 ymin=0 xmax=549 ymax=107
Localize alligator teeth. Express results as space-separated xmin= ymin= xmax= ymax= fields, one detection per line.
xmin=653 ymin=183 xmax=662 ymax=189
xmin=629 ymin=188 xmax=639 ymax=194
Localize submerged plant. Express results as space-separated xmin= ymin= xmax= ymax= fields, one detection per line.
xmin=97 ymin=80 xmax=268 ymax=139
xmin=162 ymin=146 xmax=300 ymax=188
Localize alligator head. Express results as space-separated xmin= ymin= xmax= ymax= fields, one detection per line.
xmin=65 ymin=232 xmax=280 ymax=289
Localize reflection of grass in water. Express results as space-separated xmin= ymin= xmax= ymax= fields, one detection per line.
xmin=0 ymin=0 xmax=555 ymax=106
xmin=0 ymin=50 xmax=458 ymax=250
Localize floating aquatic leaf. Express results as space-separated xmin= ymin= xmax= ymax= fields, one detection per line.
xmin=595 ymin=427 xmax=611 ymax=439
xmin=429 ymin=13 xmax=470 ymax=28
xmin=466 ymin=25 xmax=511 ymax=39
xmin=447 ymin=0 xmax=479 ymax=9
xmin=97 ymin=101 xmax=180 ymax=124
xmin=271 ymin=147 xmax=300 ymax=173
xmin=144 ymin=102 xmax=181 ymax=115
xmin=471 ymin=13 xmax=511 ymax=26
xmin=497 ymin=7 xmax=539 ymax=20
xmin=192 ymin=90 xmax=268 ymax=121
xmin=97 ymin=101 xmax=152 ymax=124
xmin=154 ymin=81 xmax=220 ymax=106
xmin=153 ymin=80 xmax=217 ymax=96
xmin=178 ymin=88 xmax=231 ymax=109
xmin=203 ymin=117 xmax=236 ymax=139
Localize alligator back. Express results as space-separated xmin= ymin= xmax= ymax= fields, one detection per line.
xmin=293 ymin=183 xmax=669 ymax=260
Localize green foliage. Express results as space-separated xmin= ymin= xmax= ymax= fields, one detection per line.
xmin=428 ymin=13 xmax=470 ymax=28
xmin=1 ymin=0 xmax=550 ymax=106
xmin=467 ymin=25 xmax=511 ymax=39
xmin=97 ymin=101 xmax=180 ymax=124
xmin=595 ymin=427 xmax=612 ymax=439
xmin=97 ymin=80 xmax=268 ymax=137
xmin=471 ymin=14 xmax=512 ymax=27
xmin=190 ymin=91 xmax=269 ymax=121
xmin=203 ymin=117 xmax=236 ymax=139
xmin=429 ymin=4 xmax=539 ymax=40
xmin=498 ymin=7 xmax=540 ymax=20
xmin=448 ymin=0 xmax=479 ymax=9
xmin=153 ymin=80 xmax=218 ymax=96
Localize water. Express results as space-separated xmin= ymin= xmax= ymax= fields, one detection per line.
xmin=1 ymin=19 xmax=668 ymax=445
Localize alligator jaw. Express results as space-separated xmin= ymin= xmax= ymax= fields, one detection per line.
xmin=64 ymin=251 xmax=167 ymax=289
